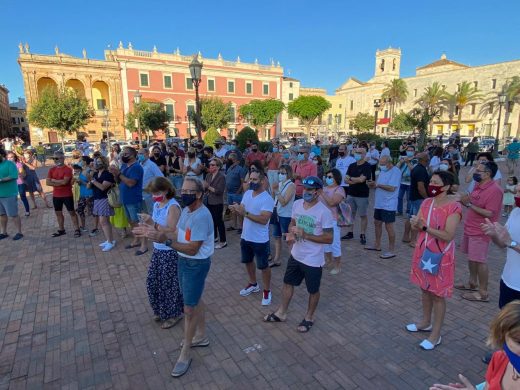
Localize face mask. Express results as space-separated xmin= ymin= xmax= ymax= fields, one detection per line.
xmin=249 ymin=182 xmax=260 ymax=191
xmin=338 ymin=151 xmax=345 ymax=157
xmin=272 ymin=148 xmax=278 ymax=153
xmin=252 ymin=148 xmax=258 ymax=152
xmin=354 ymin=154 xmax=362 ymax=161
xmin=24 ymin=154 xmax=30 ymax=159
xmin=303 ymin=191 xmax=316 ymax=203
xmin=370 ymin=145 xmax=375 ymax=149
xmin=503 ymin=342 xmax=520 ymax=373
xmin=439 ymin=163 xmax=449 ymax=171
xmin=55 ymin=160 xmax=64 ymax=166
xmin=121 ymin=156 xmax=130 ymax=163
xmin=515 ymin=197 xmax=520 ymax=208
xmin=297 ymin=153 xmax=305 ymax=161
xmin=152 ymin=195 xmax=165 ymax=202
xmin=188 ymin=153 xmax=195 ymax=158
xmin=153 ymin=152 xmax=160 ymax=157
xmin=95 ymin=162 xmax=103 ymax=169
xmin=325 ymin=177 xmax=334 ymax=186
xmin=406 ymin=151 xmax=414 ymax=158
xmin=228 ymin=159 xmax=234 ymax=164
xmin=473 ymin=173 xmax=482 ymax=183
xmin=428 ymin=184 xmax=445 ymax=197
xmin=312 ymin=160 xmax=318 ymax=165
xmin=181 ymin=193 xmax=197 ymax=206
xmin=379 ymin=165 xmax=388 ymax=172
xmin=283 ymin=153 xmax=290 ymax=159
xmin=278 ymin=173 xmax=287 ymax=182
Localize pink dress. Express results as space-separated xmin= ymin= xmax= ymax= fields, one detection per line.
xmin=410 ymin=198 xmax=462 ymax=298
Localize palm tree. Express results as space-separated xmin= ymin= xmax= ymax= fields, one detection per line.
xmin=442 ymin=92 xmax=458 ymax=130
xmin=503 ymin=76 xmax=520 ymax=136
xmin=453 ymin=81 xmax=483 ymax=129
xmin=415 ymin=81 xmax=445 ymax=134
xmin=382 ymin=78 xmax=409 ymax=121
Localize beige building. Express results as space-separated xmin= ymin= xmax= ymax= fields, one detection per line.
xmin=0 ymin=85 xmax=10 ymax=139
xmin=280 ymin=77 xmax=301 ymax=135
xmin=9 ymin=105 xmax=28 ymax=141
xmin=334 ymin=48 xmax=520 ymax=138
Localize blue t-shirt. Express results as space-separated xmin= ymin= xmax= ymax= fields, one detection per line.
xmin=78 ymin=173 xmax=93 ymax=198
xmin=120 ymin=162 xmax=144 ymax=204
xmin=225 ymin=164 xmax=246 ymax=193
xmin=507 ymin=142 xmax=520 ymax=160
xmin=311 ymin=145 xmax=321 ymax=156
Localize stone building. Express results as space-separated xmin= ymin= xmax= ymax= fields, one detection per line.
xmin=9 ymin=105 xmax=28 ymax=141
xmin=0 ymin=85 xmax=10 ymax=139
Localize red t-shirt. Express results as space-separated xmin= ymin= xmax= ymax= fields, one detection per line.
xmin=246 ymin=151 xmax=266 ymax=165
xmin=48 ymin=165 xmax=73 ymax=197
xmin=485 ymin=350 xmax=509 ymax=390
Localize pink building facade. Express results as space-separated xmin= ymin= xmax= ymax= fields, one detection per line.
xmin=108 ymin=44 xmax=284 ymax=140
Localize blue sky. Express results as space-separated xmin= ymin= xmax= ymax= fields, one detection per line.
xmin=1 ymin=0 xmax=519 ymax=102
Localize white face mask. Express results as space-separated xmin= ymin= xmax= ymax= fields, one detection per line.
xmin=278 ymin=173 xmax=287 ymax=182
xmin=439 ymin=163 xmax=449 ymax=171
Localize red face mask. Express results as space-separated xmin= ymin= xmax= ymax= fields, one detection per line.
xmin=515 ymin=197 xmax=520 ymax=208
xmin=152 ymin=195 xmax=165 ymax=203
xmin=428 ymin=184 xmax=445 ymax=197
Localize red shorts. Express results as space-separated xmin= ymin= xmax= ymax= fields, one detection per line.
xmin=460 ymin=234 xmax=490 ymax=263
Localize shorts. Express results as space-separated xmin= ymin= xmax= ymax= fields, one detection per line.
xmin=499 ymin=279 xmax=520 ymax=309
xmin=227 ymin=193 xmax=243 ymax=206
xmin=374 ymin=208 xmax=396 ymax=223
xmin=272 ymin=216 xmax=291 ymax=238
xmin=408 ymin=198 xmax=424 ymax=217
xmin=142 ymin=193 xmax=154 ymax=214
xmin=324 ymin=221 xmax=341 ymax=257
xmin=283 ymin=255 xmax=322 ymax=294
xmin=178 ymin=256 xmax=211 ymax=307
xmin=53 ymin=196 xmax=75 ymax=212
xmin=76 ymin=197 xmax=93 ymax=218
xmin=93 ymin=198 xmax=115 ymax=217
xmin=0 ymin=196 xmax=19 ymax=217
xmin=123 ymin=202 xmax=142 ymax=223
xmin=240 ymin=239 xmax=270 ymax=270
xmin=347 ymin=196 xmax=369 ymax=217
xmin=460 ymin=234 xmax=490 ymax=263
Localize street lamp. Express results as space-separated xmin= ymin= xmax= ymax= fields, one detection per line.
xmin=133 ymin=90 xmax=142 ymax=146
xmin=373 ymin=99 xmax=381 ymax=133
xmin=189 ymin=55 xmax=203 ymax=141
xmin=103 ymin=108 xmax=111 ymax=150
xmin=494 ymin=93 xmax=507 ymax=157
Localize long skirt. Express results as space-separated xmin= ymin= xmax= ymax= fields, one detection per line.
xmin=146 ymin=249 xmax=184 ymax=320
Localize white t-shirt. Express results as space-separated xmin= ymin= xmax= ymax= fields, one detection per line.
xmin=380 ymin=147 xmax=391 ymax=158
xmin=241 ymin=190 xmax=274 ymax=243
xmin=215 ymin=146 xmax=228 ymax=158
xmin=375 ymin=166 xmax=402 ymax=211
xmin=502 ymin=207 xmax=520 ymax=291
xmin=429 ymin=156 xmax=441 ymax=172
xmin=335 ymin=155 xmax=356 ymax=187
xmin=368 ymin=148 xmax=380 ymax=165
xmin=290 ymin=199 xmax=334 ymax=267
xmin=79 ymin=141 xmax=91 ymax=156
xmin=176 ymin=205 xmax=214 ymax=259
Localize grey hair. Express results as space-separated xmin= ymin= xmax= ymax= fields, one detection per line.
xmin=184 ymin=175 xmax=204 ymax=193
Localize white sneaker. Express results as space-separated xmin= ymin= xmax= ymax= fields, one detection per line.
xmin=240 ymin=283 xmax=260 ymax=296
xmin=102 ymin=241 xmax=115 ymax=252
xmin=261 ymin=290 xmax=272 ymax=306
xmin=99 ymin=241 xmax=109 ymax=247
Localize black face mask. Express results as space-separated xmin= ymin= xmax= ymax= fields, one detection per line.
xmin=121 ymin=155 xmax=131 ymax=163
xmin=252 ymin=147 xmax=258 ymax=152
xmin=154 ymin=152 xmax=160 ymax=156
xmin=338 ymin=151 xmax=345 ymax=157
xmin=188 ymin=153 xmax=195 ymax=158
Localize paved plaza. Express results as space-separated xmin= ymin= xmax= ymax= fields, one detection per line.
xmin=0 ymin=164 xmax=509 ymax=389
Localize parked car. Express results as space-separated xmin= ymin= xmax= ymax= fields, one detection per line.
xmin=43 ymin=143 xmax=63 ymax=156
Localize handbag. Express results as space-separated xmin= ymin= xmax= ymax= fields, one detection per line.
xmin=337 ymin=194 xmax=353 ymax=227
xmin=420 ymin=200 xmax=453 ymax=276
xmin=107 ymin=184 xmax=121 ymax=208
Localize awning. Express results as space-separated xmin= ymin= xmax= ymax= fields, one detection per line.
xmin=378 ymin=118 xmax=390 ymax=125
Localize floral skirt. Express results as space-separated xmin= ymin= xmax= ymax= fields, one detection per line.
xmin=146 ymin=249 xmax=184 ymax=320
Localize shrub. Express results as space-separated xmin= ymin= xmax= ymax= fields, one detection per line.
xmin=258 ymin=141 xmax=271 ymax=152
xmin=203 ymin=127 xmax=221 ymax=148
xmin=235 ymin=126 xmax=259 ymax=150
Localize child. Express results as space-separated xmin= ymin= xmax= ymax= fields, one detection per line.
xmin=72 ymin=164 xmax=95 ymax=232
xmin=502 ymin=176 xmax=518 ymax=217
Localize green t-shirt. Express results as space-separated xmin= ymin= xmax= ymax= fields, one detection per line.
xmin=507 ymin=142 xmax=520 ymax=160
xmin=0 ymin=160 xmax=19 ymax=198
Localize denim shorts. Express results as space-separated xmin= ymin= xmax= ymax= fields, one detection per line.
xmin=123 ymin=202 xmax=142 ymax=223
xmin=272 ymin=216 xmax=291 ymax=238
xmin=227 ymin=193 xmax=243 ymax=206
xmin=240 ymin=239 xmax=270 ymax=270
xmin=408 ymin=199 xmax=424 ymax=217
xmin=0 ymin=196 xmax=19 ymax=217
xmin=178 ymin=256 xmax=211 ymax=307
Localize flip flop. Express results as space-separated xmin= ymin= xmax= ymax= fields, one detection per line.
xmin=364 ymin=246 xmax=382 ymax=251
xmin=380 ymin=252 xmax=396 ymax=259
xmin=297 ymin=319 xmax=314 ymax=333
xmin=454 ymin=283 xmax=478 ymax=291
xmin=135 ymin=249 xmax=149 ymax=256
xmin=263 ymin=313 xmax=284 ymax=322
xmin=51 ymin=230 xmax=66 ymax=237
xmin=125 ymin=243 xmax=140 ymax=249
xmin=161 ymin=316 xmax=183 ymax=329
xmin=461 ymin=292 xmax=489 ymax=302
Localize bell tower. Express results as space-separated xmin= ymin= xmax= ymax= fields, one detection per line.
xmin=372 ymin=47 xmax=401 ymax=83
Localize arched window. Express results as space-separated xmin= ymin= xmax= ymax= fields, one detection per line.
xmin=380 ymin=59 xmax=385 ymax=72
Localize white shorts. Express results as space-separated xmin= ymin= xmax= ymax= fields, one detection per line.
xmin=325 ymin=221 xmax=341 ymax=257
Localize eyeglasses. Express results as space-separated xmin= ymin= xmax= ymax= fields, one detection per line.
xmin=326 ymin=175 xmax=333 ymax=179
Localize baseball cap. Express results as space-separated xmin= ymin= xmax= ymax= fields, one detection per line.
xmin=302 ymin=176 xmax=323 ymax=189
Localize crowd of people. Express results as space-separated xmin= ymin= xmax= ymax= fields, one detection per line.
xmin=1 ymin=132 xmax=520 ymax=382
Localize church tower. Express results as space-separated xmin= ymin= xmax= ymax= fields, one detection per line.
xmin=371 ymin=47 xmax=401 ymax=83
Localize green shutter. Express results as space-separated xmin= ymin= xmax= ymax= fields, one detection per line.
xmin=164 ymin=75 xmax=172 ymax=88
xmin=186 ymin=78 xmax=193 ymax=90
xmin=140 ymin=74 xmax=149 ymax=87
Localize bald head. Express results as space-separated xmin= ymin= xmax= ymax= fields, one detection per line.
xmin=417 ymin=152 xmax=430 ymax=165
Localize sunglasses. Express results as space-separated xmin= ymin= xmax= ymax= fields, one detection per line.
xmin=302 ymin=178 xmax=319 ymax=186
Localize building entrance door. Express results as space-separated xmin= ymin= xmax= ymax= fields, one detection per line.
xmin=48 ymin=131 xmax=58 ymax=143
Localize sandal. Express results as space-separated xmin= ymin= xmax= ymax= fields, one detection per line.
xmin=74 ymin=229 xmax=81 ymax=238
xmin=180 ymin=337 xmax=210 ymax=348
xmin=51 ymin=230 xmax=66 ymax=237
xmin=461 ymin=292 xmax=489 ymax=302
xmin=135 ymin=249 xmax=149 ymax=256
xmin=269 ymin=261 xmax=281 ymax=268
xmin=263 ymin=313 xmax=285 ymax=322
xmin=454 ymin=283 xmax=478 ymax=291
xmin=161 ymin=317 xmax=182 ymax=329
xmin=297 ymin=319 xmax=314 ymax=333
xmin=364 ymin=246 xmax=381 ymax=251
xmin=125 ymin=243 xmax=140 ymax=249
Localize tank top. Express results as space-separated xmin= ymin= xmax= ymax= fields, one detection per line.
xmin=152 ymin=198 xmax=181 ymax=250
xmin=276 ymin=180 xmax=295 ymax=218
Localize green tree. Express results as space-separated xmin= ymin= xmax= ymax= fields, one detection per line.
xmin=349 ymin=112 xmax=375 ymax=132
xmin=287 ymin=95 xmax=331 ymax=137
xmin=203 ymin=127 xmax=221 ymax=148
xmin=389 ymin=111 xmax=416 ymax=133
xmin=446 ymin=81 xmax=482 ymax=129
xmin=126 ymin=102 xmax=170 ymax=143
xmin=382 ymin=78 xmax=409 ymax=121
xmin=239 ymin=99 xmax=285 ymax=140
xmin=28 ymin=86 xmax=94 ymax=150
xmin=235 ymin=126 xmax=259 ymax=150
xmin=200 ymin=97 xmax=232 ymax=131
xmin=415 ymin=81 xmax=445 ymax=134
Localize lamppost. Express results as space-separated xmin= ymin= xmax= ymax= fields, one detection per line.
xmin=373 ymin=99 xmax=381 ymax=133
xmin=494 ymin=93 xmax=507 ymax=157
xmin=189 ymin=55 xmax=203 ymax=141
xmin=133 ymin=90 xmax=142 ymax=146
xmin=103 ymin=108 xmax=111 ymax=150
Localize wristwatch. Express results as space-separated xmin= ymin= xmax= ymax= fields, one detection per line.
xmin=508 ymin=240 xmax=518 ymax=249
xmin=422 ymin=226 xmax=428 ymax=232
xmin=466 ymin=202 xmax=472 ymax=208
xmin=164 ymin=239 xmax=173 ymax=247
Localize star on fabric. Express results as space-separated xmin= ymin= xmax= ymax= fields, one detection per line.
xmin=421 ymin=257 xmax=437 ymax=273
